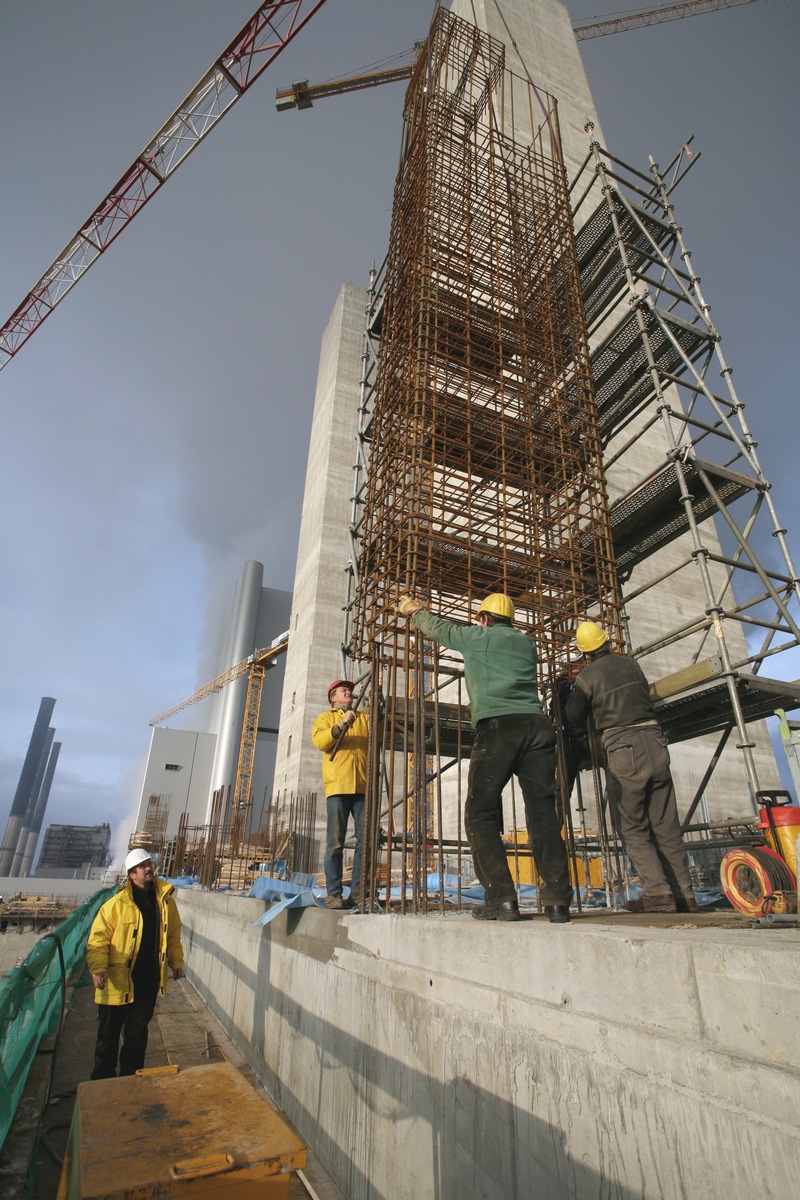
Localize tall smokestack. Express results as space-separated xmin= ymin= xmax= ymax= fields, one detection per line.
xmin=208 ymin=560 xmax=263 ymax=822
xmin=0 ymin=697 xmax=56 ymax=875
xmin=18 ymin=741 xmax=61 ymax=877
xmin=9 ymin=727 xmax=55 ymax=877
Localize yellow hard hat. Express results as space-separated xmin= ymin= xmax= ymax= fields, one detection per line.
xmin=477 ymin=593 xmax=515 ymax=620
xmin=575 ymin=621 xmax=608 ymax=653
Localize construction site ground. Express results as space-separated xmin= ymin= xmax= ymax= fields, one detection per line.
xmin=0 ymin=945 xmax=346 ymax=1200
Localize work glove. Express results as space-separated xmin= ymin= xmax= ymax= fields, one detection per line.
xmin=333 ymin=709 xmax=357 ymax=737
xmin=397 ymin=593 xmax=424 ymax=618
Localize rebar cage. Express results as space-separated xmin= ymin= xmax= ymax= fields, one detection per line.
xmin=349 ymin=11 xmax=623 ymax=912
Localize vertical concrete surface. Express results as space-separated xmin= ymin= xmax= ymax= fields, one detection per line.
xmin=0 ymin=698 xmax=56 ymax=876
xmin=272 ymin=282 xmax=369 ymax=855
xmin=179 ymin=891 xmax=800 ymax=1200
xmin=18 ymin=740 xmax=61 ymax=876
xmin=270 ymin=0 xmax=781 ymax=884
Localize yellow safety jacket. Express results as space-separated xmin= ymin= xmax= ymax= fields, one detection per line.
xmin=311 ymin=708 xmax=370 ymax=797
xmin=86 ymin=875 xmax=184 ymax=1005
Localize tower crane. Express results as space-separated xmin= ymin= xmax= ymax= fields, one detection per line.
xmin=150 ymin=634 xmax=289 ymax=835
xmin=0 ymin=0 xmax=329 ymax=372
xmin=0 ymin=0 xmax=763 ymax=364
xmin=574 ymin=0 xmax=761 ymax=41
xmin=274 ymin=0 xmax=762 ymax=111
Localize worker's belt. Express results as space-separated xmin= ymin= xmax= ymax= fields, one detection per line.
xmin=600 ymin=719 xmax=660 ymax=745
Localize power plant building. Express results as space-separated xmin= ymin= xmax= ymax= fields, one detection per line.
xmin=134 ymin=565 xmax=291 ymax=846
xmin=35 ymin=822 xmax=111 ymax=879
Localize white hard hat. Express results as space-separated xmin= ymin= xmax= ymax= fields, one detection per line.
xmin=124 ymin=847 xmax=153 ymax=873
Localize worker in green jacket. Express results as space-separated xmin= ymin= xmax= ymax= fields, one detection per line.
xmin=87 ymin=847 xmax=184 ymax=1078
xmin=396 ymin=593 xmax=573 ymax=923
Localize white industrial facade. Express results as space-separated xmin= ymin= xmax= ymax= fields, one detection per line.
xmin=135 ymin=727 xmax=217 ymax=841
xmin=135 ymin=563 xmax=291 ymax=843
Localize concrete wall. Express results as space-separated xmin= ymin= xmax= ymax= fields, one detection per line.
xmin=178 ymin=890 xmax=800 ymax=1200
xmin=272 ymin=282 xmax=368 ymax=847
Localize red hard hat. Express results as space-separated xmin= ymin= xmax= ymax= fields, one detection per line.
xmin=327 ymin=679 xmax=354 ymax=702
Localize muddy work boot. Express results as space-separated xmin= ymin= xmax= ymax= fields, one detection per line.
xmin=675 ymin=895 xmax=699 ymax=913
xmin=326 ymin=894 xmax=355 ymax=910
xmin=472 ymin=898 xmax=520 ymax=921
xmin=626 ymin=894 xmax=677 ymax=913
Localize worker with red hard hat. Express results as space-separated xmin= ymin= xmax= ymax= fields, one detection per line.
xmin=396 ymin=591 xmax=573 ymax=923
xmin=566 ymin=621 xmax=697 ymax=913
xmin=311 ymin=678 xmax=370 ymax=908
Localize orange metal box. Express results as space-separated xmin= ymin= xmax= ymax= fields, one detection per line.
xmin=57 ymin=1062 xmax=306 ymax=1199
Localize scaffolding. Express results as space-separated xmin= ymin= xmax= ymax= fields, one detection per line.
xmin=570 ymin=130 xmax=800 ymax=820
xmin=348 ymin=10 xmax=623 ymax=912
xmin=335 ymin=9 xmax=800 ymax=916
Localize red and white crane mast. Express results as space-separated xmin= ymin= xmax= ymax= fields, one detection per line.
xmin=0 ymin=0 xmax=329 ymax=370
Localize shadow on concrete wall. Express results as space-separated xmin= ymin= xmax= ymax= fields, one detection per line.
xmin=184 ymin=913 xmax=642 ymax=1200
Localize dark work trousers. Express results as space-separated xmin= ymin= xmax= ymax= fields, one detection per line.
xmin=90 ymin=987 xmax=158 ymax=1079
xmin=324 ymin=794 xmax=365 ymax=897
xmin=559 ymin=734 xmax=594 ymax=804
xmin=603 ymin=724 xmax=694 ymax=901
xmin=466 ymin=713 xmax=573 ymax=907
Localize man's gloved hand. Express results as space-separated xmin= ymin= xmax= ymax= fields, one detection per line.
xmin=333 ymin=709 xmax=357 ymax=737
xmin=397 ymin=593 xmax=424 ymax=618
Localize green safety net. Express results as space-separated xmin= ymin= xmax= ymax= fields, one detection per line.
xmin=0 ymin=886 xmax=115 ymax=1152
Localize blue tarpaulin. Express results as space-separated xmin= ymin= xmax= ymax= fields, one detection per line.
xmin=250 ymin=872 xmax=329 ymax=925
xmin=243 ymin=872 xmax=725 ymax=922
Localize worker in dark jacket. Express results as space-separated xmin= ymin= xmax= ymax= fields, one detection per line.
xmin=551 ymin=660 xmax=594 ymax=804
xmin=565 ymin=621 xmax=696 ymax=913
xmin=397 ymin=592 xmax=573 ymax=923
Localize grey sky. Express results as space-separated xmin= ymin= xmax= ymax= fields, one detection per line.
xmin=1 ymin=0 xmax=798 ymax=855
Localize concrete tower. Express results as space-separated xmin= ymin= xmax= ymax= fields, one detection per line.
xmin=0 ymin=696 xmax=57 ymax=876
xmin=273 ymin=283 xmax=368 ymax=844
xmin=19 ymin=740 xmax=61 ymax=875
xmin=273 ymin=0 xmax=780 ymax=872
xmin=8 ymin=727 xmax=56 ymax=877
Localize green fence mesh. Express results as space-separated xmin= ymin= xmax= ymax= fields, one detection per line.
xmin=0 ymin=886 xmax=114 ymax=1152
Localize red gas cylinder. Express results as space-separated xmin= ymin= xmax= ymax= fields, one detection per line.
xmin=758 ymin=800 xmax=800 ymax=877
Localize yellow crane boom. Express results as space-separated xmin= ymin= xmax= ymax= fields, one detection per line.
xmin=573 ymin=0 xmax=762 ymax=41
xmin=275 ymin=1 xmax=763 ymax=111
xmin=149 ymin=635 xmax=288 ymax=726
xmin=276 ymin=64 xmax=417 ymax=111
xmin=150 ymin=632 xmax=289 ymax=851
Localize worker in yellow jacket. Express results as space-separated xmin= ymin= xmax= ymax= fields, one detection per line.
xmin=312 ymin=679 xmax=370 ymax=908
xmin=86 ymin=847 xmax=184 ymax=1078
